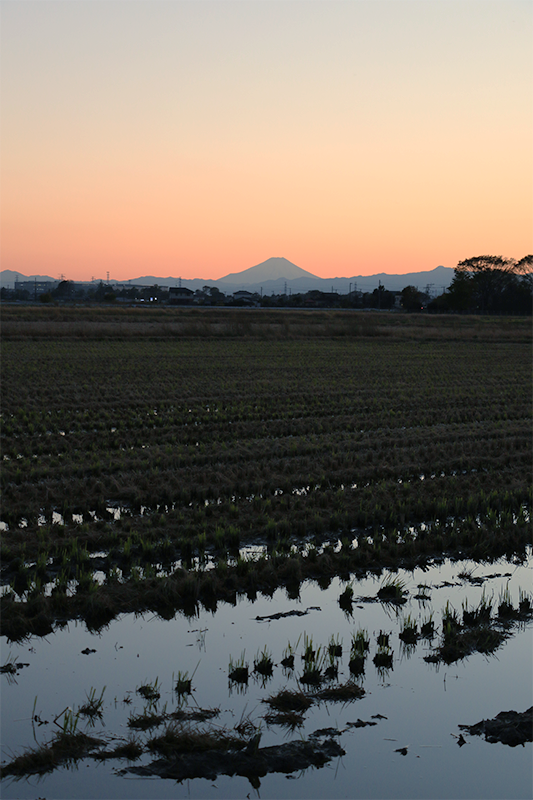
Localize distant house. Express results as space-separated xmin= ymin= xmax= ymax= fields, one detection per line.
xmin=169 ymin=287 xmax=194 ymax=305
xmin=232 ymin=290 xmax=255 ymax=304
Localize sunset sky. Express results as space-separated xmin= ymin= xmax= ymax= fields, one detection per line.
xmin=1 ymin=1 xmax=531 ymax=282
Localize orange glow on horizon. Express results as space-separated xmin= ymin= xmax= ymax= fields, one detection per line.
xmin=1 ymin=1 xmax=531 ymax=283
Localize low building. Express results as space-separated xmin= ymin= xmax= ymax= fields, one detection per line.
xmin=14 ymin=280 xmax=58 ymax=297
xmin=232 ymin=290 xmax=255 ymax=304
xmin=169 ymin=286 xmax=195 ymax=304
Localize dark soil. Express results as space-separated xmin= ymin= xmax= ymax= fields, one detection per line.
xmin=120 ymin=737 xmax=345 ymax=782
xmin=459 ymin=707 xmax=533 ymax=747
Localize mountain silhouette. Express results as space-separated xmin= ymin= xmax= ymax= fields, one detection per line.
xmin=0 ymin=261 xmax=455 ymax=294
xmin=219 ymin=257 xmax=317 ymax=285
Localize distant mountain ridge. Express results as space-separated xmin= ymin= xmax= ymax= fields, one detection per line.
xmin=220 ymin=257 xmax=318 ymax=285
xmin=129 ymin=258 xmax=453 ymax=294
xmin=1 ymin=259 xmax=455 ymax=294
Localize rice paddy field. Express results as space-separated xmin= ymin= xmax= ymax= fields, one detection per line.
xmin=1 ymin=307 xmax=532 ymax=798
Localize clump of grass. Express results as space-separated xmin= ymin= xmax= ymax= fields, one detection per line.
xmin=399 ymin=614 xmax=418 ymax=645
xmin=377 ymin=575 xmax=407 ymax=604
xmin=328 ymin=634 xmax=343 ymax=658
xmin=0 ymin=731 xmax=103 ymax=778
xmin=228 ymin=651 xmax=249 ymax=683
xmin=420 ymin=613 xmax=434 ymax=638
xmin=301 ymin=662 xmax=323 ymax=685
xmin=147 ymin=722 xmax=245 ymax=756
xmin=253 ymin=646 xmax=274 ymax=677
xmin=300 ymin=636 xmax=324 ymax=685
xmin=137 ymin=677 xmax=161 ymax=702
xmin=263 ymin=688 xmax=313 ymax=713
xmin=171 ymin=706 xmax=220 ymax=723
xmin=78 ymin=686 xmax=106 ymax=720
xmin=437 ymin=625 xmax=506 ymax=664
xmin=263 ymin=709 xmax=305 ymax=731
xmin=338 ymin=584 xmax=354 ymax=613
xmin=315 ymin=681 xmax=365 ymax=702
xmin=519 ymin=587 xmax=532 ymax=615
xmin=95 ymin=735 xmax=144 ymax=762
xmin=323 ymin=634 xmax=342 ymax=679
xmin=174 ymin=663 xmax=199 ymax=697
xmin=174 ymin=672 xmax=192 ymax=697
xmin=302 ymin=632 xmax=316 ymax=663
xmin=442 ymin=601 xmax=461 ymax=641
xmin=373 ymin=647 xmax=393 ymax=670
xmin=352 ymin=628 xmax=370 ymax=653
xmin=127 ymin=710 xmax=167 ymax=731
xmin=498 ymin=584 xmax=517 ymax=619
xmin=348 ymin=628 xmax=369 ymax=675
xmin=462 ymin=590 xmax=492 ymax=626
xmin=376 ymin=631 xmax=390 ymax=648
xmin=280 ymin=638 xmax=298 ymax=670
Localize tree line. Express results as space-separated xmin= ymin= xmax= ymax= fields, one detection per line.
xmin=2 ymin=255 xmax=531 ymax=314
xmin=431 ymin=255 xmax=532 ymax=315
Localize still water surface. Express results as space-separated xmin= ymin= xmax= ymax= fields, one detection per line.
xmin=1 ymin=556 xmax=532 ymax=799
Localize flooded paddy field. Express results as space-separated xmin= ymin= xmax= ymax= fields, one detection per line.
xmin=1 ymin=309 xmax=532 ymax=797
xmin=1 ymin=556 xmax=532 ymax=798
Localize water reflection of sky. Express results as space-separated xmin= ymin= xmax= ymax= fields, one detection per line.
xmin=1 ymin=555 xmax=532 ymax=799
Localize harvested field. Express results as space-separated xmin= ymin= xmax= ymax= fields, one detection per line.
xmin=1 ymin=311 xmax=531 ymax=636
xmin=1 ymin=309 xmax=532 ymax=799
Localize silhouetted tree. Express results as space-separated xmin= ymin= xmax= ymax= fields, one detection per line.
xmin=457 ymin=256 xmax=510 ymax=313
xmin=401 ymin=285 xmax=424 ymax=311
